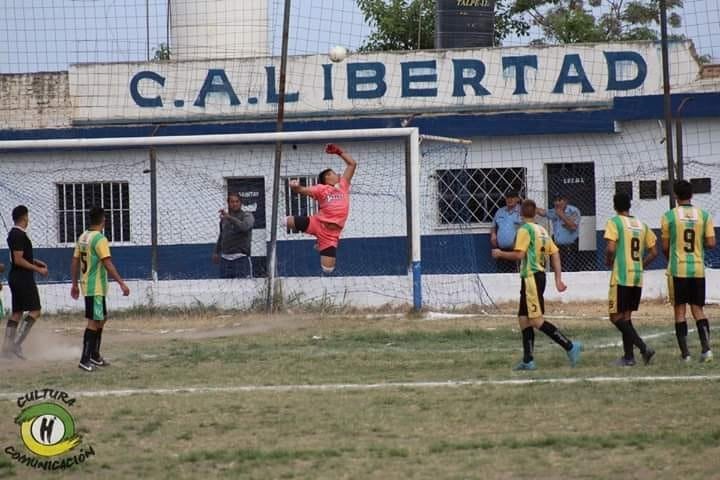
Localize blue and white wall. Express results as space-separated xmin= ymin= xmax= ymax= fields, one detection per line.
xmin=1 ymin=41 xmax=719 ymax=310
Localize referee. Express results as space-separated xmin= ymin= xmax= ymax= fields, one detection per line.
xmin=2 ymin=206 xmax=48 ymax=359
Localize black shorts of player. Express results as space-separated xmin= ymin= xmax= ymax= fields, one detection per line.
xmin=671 ymin=277 xmax=706 ymax=307
xmin=84 ymin=296 xmax=108 ymax=321
xmin=612 ymin=285 xmax=642 ymax=313
xmin=8 ymin=272 xmax=41 ymax=313
xmin=518 ymin=272 xmax=546 ymax=318
xmin=293 ymin=215 xmax=310 ymax=232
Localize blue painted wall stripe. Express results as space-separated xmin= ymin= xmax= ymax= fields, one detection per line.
xmin=2 ymin=229 xmax=717 ymax=282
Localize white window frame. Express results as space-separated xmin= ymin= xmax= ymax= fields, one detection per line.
xmin=435 ymin=167 xmax=527 ymax=228
xmin=282 ymin=175 xmax=318 ymax=235
xmin=56 ymin=181 xmax=131 ymax=245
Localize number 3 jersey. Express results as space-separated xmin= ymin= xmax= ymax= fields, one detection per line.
xmin=514 ymin=221 xmax=559 ymax=278
xmin=604 ymin=215 xmax=657 ymax=287
xmin=661 ymin=205 xmax=715 ymax=278
xmin=73 ymin=230 xmax=112 ymax=296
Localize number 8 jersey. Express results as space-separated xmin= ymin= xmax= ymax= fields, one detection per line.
xmin=73 ymin=230 xmax=111 ymax=296
xmin=604 ymin=215 xmax=657 ymax=287
xmin=661 ymin=205 xmax=715 ymax=278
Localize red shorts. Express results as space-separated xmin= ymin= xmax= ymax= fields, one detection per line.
xmin=306 ymin=216 xmax=342 ymax=252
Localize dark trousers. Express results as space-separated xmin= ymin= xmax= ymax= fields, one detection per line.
xmin=557 ymin=240 xmax=580 ymax=272
xmin=220 ymin=256 xmax=253 ymax=279
xmin=496 ymin=248 xmax=518 ymax=273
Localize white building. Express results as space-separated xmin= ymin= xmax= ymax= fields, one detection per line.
xmin=0 ymin=41 xmax=718 ymax=311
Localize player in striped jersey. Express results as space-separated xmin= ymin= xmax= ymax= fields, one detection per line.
xmin=661 ymin=180 xmax=716 ymax=362
xmin=70 ymin=207 xmax=130 ymax=372
xmin=604 ymin=193 xmax=658 ymax=367
xmin=492 ymin=199 xmax=583 ymax=371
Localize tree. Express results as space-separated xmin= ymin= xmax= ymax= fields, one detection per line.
xmin=356 ymin=0 xmax=531 ymax=52
xmin=153 ymin=43 xmax=171 ymax=61
xmin=355 ymin=0 xmax=685 ymax=52
xmin=513 ymin=0 xmax=684 ymax=44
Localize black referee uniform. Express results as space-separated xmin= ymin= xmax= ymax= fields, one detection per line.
xmin=2 ymin=227 xmax=41 ymax=358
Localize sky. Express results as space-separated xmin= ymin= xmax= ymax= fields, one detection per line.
xmin=0 ymin=0 xmax=718 ymax=73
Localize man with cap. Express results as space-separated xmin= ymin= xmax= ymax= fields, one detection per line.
xmin=490 ymin=190 xmax=522 ymax=273
xmin=539 ymin=193 xmax=582 ymax=271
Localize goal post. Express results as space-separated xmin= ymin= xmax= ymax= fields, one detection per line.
xmin=0 ymin=127 xmax=444 ymax=311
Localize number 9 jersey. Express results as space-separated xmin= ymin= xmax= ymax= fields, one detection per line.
xmin=661 ymin=205 xmax=715 ymax=278
xmin=73 ymin=230 xmax=111 ymax=296
xmin=604 ymin=215 xmax=656 ymax=287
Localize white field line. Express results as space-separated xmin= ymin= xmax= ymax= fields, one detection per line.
xmin=3 ymin=374 xmax=720 ymax=401
xmin=593 ymin=328 xmax=695 ymax=349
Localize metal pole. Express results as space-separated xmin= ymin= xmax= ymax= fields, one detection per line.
xmin=146 ymin=0 xmax=151 ymax=61
xmin=675 ymin=118 xmax=683 ymax=181
xmin=408 ymin=129 xmax=422 ymax=311
xmin=659 ymin=0 xmax=675 ymax=209
xmin=149 ymin=148 xmax=159 ymax=281
xmin=266 ymin=0 xmax=293 ymax=313
xmin=166 ymin=0 xmax=171 ymax=49
xmin=675 ymin=97 xmax=692 ymax=181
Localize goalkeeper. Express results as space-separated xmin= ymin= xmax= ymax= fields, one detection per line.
xmin=284 ymin=144 xmax=357 ymax=273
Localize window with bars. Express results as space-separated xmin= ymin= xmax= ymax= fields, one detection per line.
xmin=436 ymin=167 xmax=526 ymax=225
xmin=283 ymin=176 xmax=318 ymax=233
xmin=57 ymin=182 xmax=130 ymax=243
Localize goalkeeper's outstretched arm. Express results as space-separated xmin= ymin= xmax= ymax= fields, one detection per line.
xmin=326 ymin=144 xmax=357 ymax=183
xmin=289 ymin=179 xmax=313 ymax=197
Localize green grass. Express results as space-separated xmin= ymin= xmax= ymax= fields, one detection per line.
xmin=1 ymin=311 xmax=719 ymax=479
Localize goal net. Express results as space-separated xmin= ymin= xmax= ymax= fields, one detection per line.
xmin=0 ymin=129 xmax=495 ymax=313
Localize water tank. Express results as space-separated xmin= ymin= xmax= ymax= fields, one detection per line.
xmin=170 ymin=0 xmax=269 ymax=60
xmin=435 ymin=0 xmax=495 ymax=49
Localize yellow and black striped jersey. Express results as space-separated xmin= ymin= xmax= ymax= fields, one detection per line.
xmin=604 ymin=215 xmax=656 ymax=287
xmin=514 ymin=221 xmax=559 ymax=278
xmin=73 ymin=230 xmax=111 ymax=297
xmin=661 ymin=205 xmax=715 ymax=278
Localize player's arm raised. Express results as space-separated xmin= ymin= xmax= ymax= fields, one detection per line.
xmin=289 ymin=179 xmax=313 ymax=197
xmin=326 ymin=144 xmax=357 ymax=183
xmin=101 ymin=257 xmax=130 ymax=296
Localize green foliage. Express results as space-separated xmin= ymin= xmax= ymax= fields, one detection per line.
xmin=357 ymin=0 xmax=437 ymax=51
xmin=515 ymin=0 xmax=685 ymax=44
xmin=356 ymin=0 xmax=685 ymax=51
xmin=153 ymin=43 xmax=171 ymax=61
xmin=356 ymin=0 xmax=530 ymax=52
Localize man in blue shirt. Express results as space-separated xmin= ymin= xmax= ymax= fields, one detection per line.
xmin=491 ymin=190 xmax=522 ymax=273
xmin=539 ymin=192 xmax=582 ymax=271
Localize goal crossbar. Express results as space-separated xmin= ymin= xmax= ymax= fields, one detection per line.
xmin=0 ymin=128 xmax=420 ymax=151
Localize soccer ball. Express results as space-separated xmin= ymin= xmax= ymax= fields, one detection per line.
xmin=328 ymin=46 xmax=347 ymax=63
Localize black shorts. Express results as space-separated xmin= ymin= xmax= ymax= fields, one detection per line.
xmin=84 ymin=296 xmax=108 ymax=321
xmin=292 ymin=216 xmax=310 ymax=232
xmin=668 ymin=276 xmax=705 ymax=307
xmin=609 ymin=285 xmax=642 ymax=314
xmin=8 ymin=273 xmax=41 ymax=313
xmin=518 ymin=272 xmax=546 ymax=319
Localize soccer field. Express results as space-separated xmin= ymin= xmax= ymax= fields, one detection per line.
xmin=1 ymin=302 xmax=720 ymax=479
